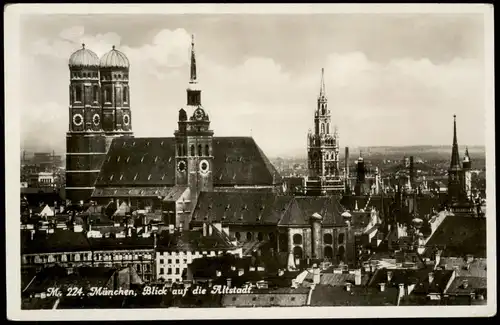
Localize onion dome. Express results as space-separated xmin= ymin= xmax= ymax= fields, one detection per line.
xmin=68 ymin=44 xmax=99 ymax=68
xmin=99 ymin=45 xmax=130 ymax=69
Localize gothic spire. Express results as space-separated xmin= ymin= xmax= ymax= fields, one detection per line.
xmin=319 ymin=68 xmax=326 ymax=97
xmin=450 ymin=114 xmax=461 ymax=170
xmin=190 ymin=34 xmax=197 ymax=83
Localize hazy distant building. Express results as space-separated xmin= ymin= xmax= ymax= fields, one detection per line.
xmin=305 ymin=69 xmax=344 ymax=195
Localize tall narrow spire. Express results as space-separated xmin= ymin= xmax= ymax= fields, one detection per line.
xmin=450 ymin=114 xmax=461 ymax=169
xmin=319 ymin=68 xmax=326 ymax=97
xmin=190 ymin=34 xmax=197 ymax=83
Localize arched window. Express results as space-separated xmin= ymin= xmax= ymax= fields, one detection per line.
xmin=321 ymin=123 xmax=325 ymax=134
xmin=279 ymin=234 xmax=288 ymax=252
xmin=235 ymin=232 xmax=241 ymax=241
xmin=198 ymin=144 xmax=202 ymax=157
xmin=338 ymin=233 xmax=345 ymax=245
xmin=324 ymin=233 xmax=333 ymax=245
xmin=93 ymin=85 xmax=99 ymax=102
xmin=337 ymin=246 xmax=345 ymax=263
xmin=190 ymin=145 xmax=195 ymax=157
xmin=246 ymin=232 xmax=253 ymax=241
xmin=293 ymin=234 xmax=302 ymax=245
xmin=326 ymin=123 xmax=330 ymax=134
xmin=269 ymin=232 xmax=275 ymax=243
xmin=293 ymin=246 xmax=303 ymax=259
xmin=204 ymin=144 xmax=209 ymax=156
xmin=123 ymin=87 xmax=128 ymax=103
xmin=75 ymin=85 xmax=82 ymax=102
xmin=257 ymin=232 xmax=263 ymax=241
xmin=104 ymin=87 xmax=111 ymax=103
xmin=324 ymin=246 xmax=333 ymax=259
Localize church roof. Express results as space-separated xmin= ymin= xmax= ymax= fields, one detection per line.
xmin=100 ymin=46 xmax=130 ymax=69
xmin=94 ymin=137 xmax=281 ymax=188
xmin=191 ymin=193 xmax=346 ymax=227
xmin=69 ymin=44 xmax=99 ymax=68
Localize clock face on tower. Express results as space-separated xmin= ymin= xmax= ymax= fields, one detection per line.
xmin=194 ymin=108 xmax=205 ymax=121
xmin=123 ymin=114 xmax=130 ymax=126
xmin=199 ymin=159 xmax=210 ymax=175
xmin=73 ymin=113 xmax=83 ymax=126
xmin=177 ymin=160 xmax=186 ymax=172
xmin=93 ymin=114 xmax=100 ymax=126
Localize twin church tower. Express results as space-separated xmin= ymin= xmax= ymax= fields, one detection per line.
xmin=65 ymin=44 xmax=133 ymax=203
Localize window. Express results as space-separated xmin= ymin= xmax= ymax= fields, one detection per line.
xmin=321 ymin=123 xmax=325 ymax=134
xmin=175 ymin=259 xmax=180 ymax=264
xmin=159 ymin=268 xmax=164 ymax=275
xmin=338 ymin=233 xmax=345 ymax=245
xmin=291 ymin=297 xmax=296 ymax=301
xmin=293 ymin=234 xmax=303 ymax=245
xmin=204 ymin=145 xmax=209 ymax=156
xmin=175 ymin=268 xmax=180 ymax=275
xmin=75 ymin=86 xmax=82 ymax=102
xmin=191 ymin=145 xmax=195 ymax=156
xmin=160 ymin=259 xmax=164 ymax=264
xmin=168 ymin=259 xmax=172 ymax=264
xmin=324 ymin=246 xmax=333 ymax=259
xmin=198 ymin=144 xmax=202 ymax=157
xmin=324 ymin=233 xmax=333 ymax=245
xmin=246 ymin=232 xmax=252 ymax=241
xmin=93 ymin=85 xmax=99 ymax=102
xmin=167 ymin=268 xmax=172 ymax=274
xmin=104 ymin=87 xmax=111 ymax=103
xmin=326 ymin=123 xmax=330 ymax=134
xmin=293 ymin=246 xmax=303 ymax=259
xmin=235 ymin=232 xmax=241 ymax=241
xmin=123 ymin=87 xmax=128 ymax=103
xmin=257 ymin=232 xmax=264 ymax=241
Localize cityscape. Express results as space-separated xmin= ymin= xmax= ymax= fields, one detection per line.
xmin=16 ymin=12 xmax=490 ymax=312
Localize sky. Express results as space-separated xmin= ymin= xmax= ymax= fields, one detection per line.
xmin=19 ymin=13 xmax=487 ymax=157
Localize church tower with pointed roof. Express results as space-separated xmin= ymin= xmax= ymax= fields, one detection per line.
xmin=174 ymin=35 xmax=214 ymax=199
xmin=447 ymin=115 xmax=465 ymax=204
xmin=305 ymin=68 xmax=343 ymax=196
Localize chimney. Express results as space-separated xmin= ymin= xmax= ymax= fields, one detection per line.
xmin=313 ymin=268 xmax=321 ymax=284
xmin=238 ymin=269 xmax=244 ymax=276
xmin=379 ymin=283 xmax=386 ymax=292
xmin=387 ymin=270 xmax=393 ymax=282
xmin=278 ymin=269 xmax=285 ymax=276
xmin=398 ymin=283 xmax=405 ymax=297
xmin=354 ymin=269 xmax=362 ymax=286
xmin=226 ymin=278 xmax=232 ymax=288
xmin=428 ymin=272 xmax=435 ymax=284
xmin=345 ymin=283 xmax=352 ymax=292
xmin=216 ymin=270 xmax=222 ymax=277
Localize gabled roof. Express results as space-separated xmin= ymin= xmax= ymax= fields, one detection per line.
xmin=191 ymin=192 xmax=347 ymax=227
xmin=424 ymin=215 xmax=486 ymax=258
xmin=94 ymin=137 xmax=281 ymax=188
xmin=191 ymin=192 xmax=293 ymax=225
xmin=156 ymin=228 xmax=235 ymax=252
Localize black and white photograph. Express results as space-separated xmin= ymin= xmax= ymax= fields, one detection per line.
xmin=5 ymin=3 xmax=495 ymax=320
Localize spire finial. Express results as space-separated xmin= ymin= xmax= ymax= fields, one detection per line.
xmin=320 ymin=68 xmax=326 ymax=97
xmin=82 ymin=43 xmax=85 ymax=49
xmin=190 ymin=34 xmax=197 ymax=82
xmin=112 ymin=45 xmax=115 ymax=50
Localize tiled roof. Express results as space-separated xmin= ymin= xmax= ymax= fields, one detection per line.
xmin=280 ymin=196 xmax=344 ymax=226
xmin=163 ymin=186 xmax=189 ymax=202
xmin=410 ymin=270 xmax=454 ymax=295
xmin=446 ymin=276 xmax=487 ymax=295
xmin=24 ymin=266 xmax=115 ymax=294
xmin=191 ymin=192 xmax=293 ymax=225
xmin=303 ymin=271 xmax=356 ymax=286
xmin=94 ymin=137 xmax=281 ymax=189
xmin=438 ymin=257 xmax=487 ymax=278
xmin=92 ymin=187 xmax=173 ymax=198
xmin=191 ymin=192 xmax=347 ymax=227
xmin=156 ymin=229 xmax=234 ymax=252
xmin=310 ymin=284 xmax=398 ymax=306
xmin=21 ymin=229 xmax=91 ymax=254
xmin=88 ymin=236 xmax=154 ymax=251
xmin=423 ymin=215 xmax=486 ymax=258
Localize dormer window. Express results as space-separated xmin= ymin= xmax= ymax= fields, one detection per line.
xmin=134 ymin=173 xmax=138 ymax=181
xmin=154 ymin=156 xmax=158 ymax=163
xmin=109 ymin=175 xmax=114 ymax=181
xmin=141 ymin=156 xmax=145 ymax=163
xmin=120 ymin=174 xmax=123 ymax=180
xmin=126 ymin=157 xmax=130 ymax=163
xmin=148 ymin=174 xmax=152 ymax=180
xmin=117 ymin=156 xmax=120 ymax=162
xmin=161 ymin=174 xmax=165 ymax=180
xmin=225 ymin=205 xmax=230 ymax=211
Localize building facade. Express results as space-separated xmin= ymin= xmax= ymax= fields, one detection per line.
xmin=305 ymin=69 xmax=344 ymax=195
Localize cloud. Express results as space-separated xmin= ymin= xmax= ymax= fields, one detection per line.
xmin=20 ymin=25 xmax=486 ymax=158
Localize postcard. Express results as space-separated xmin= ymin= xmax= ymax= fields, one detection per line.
xmin=5 ymin=3 xmax=496 ymax=320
